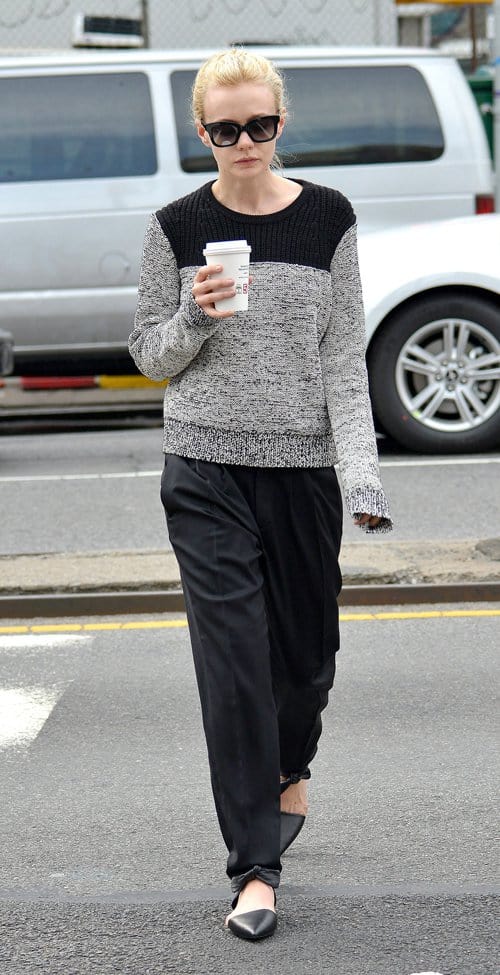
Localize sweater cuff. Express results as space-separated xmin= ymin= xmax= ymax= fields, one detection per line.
xmin=347 ymin=487 xmax=393 ymax=534
xmin=185 ymin=292 xmax=221 ymax=335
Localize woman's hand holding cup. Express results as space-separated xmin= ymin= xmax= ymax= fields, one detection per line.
xmin=192 ymin=264 xmax=237 ymax=319
xmin=198 ymin=240 xmax=252 ymax=316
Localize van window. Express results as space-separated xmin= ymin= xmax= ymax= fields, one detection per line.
xmin=171 ymin=65 xmax=444 ymax=173
xmin=0 ymin=71 xmax=157 ymax=182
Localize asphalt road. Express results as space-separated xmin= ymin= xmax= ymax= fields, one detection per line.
xmin=0 ymin=427 xmax=499 ymax=555
xmin=0 ymin=606 xmax=498 ymax=974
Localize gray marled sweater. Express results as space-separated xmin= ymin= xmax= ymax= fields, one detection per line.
xmin=129 ymin=180 xmax=392 ymax=532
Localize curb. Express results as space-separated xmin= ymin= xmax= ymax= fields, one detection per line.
xmin=1 ymin=539 xmax=499 ymax=619
xmin=0 ymin=374 xmax=167 ymax=391
xmin=1 ymin=581 xmax=500 ymax=619
xmin=0 ymin=376 xmax=165 ymax=417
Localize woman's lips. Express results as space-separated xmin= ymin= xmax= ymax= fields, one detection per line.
xmin=235 ymin=157 xmax=257 ymax=164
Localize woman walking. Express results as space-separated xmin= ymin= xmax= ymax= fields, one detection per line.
xmin=129 ymin=47 xmax=392 ymax=942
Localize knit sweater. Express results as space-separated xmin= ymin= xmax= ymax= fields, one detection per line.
xmin=129 ymin=179 xmax=392 ymax=532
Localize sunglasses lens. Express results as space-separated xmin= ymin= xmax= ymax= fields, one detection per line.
xmin=248 ymin=117 xmax=277 ymax=141
xmin=210 ymin=122 xmax=239 ymax=146
xmin=206 ymin=116 xmax=278 ymax=146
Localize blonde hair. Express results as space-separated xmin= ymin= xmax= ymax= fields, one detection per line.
xmin=191 ymin=48 xmax=286 ymax=124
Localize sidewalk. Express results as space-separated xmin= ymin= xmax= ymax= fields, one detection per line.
xmin=2 ymin=538 xmax=499 ymax=595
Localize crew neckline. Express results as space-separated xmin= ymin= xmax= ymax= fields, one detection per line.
xmin=205 ymin=179 xmax=310 ymax=223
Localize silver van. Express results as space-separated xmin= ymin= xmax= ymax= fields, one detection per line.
xmin=0 ymin=46 xmax=494 ymax=370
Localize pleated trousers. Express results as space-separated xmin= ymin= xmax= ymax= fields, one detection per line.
xmin=160 ymin=454 xmax=343 ymax=899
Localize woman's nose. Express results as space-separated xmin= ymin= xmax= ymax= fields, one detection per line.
xmin=237 ymin=129 xmax=254 ymax=148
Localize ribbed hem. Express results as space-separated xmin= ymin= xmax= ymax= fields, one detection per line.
xmin=184 ymin=292 xmax=220 ymax=335
xmin=163 ymin=418 xmax=336 ymax=468
xmin=347 ymin=487 xmax=393 ymax=533
xmin=231 ymin=866 xmax=280 ymax=907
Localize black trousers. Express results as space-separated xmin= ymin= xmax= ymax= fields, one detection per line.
xmin=161 ymin=454 xmax=343 ymax=900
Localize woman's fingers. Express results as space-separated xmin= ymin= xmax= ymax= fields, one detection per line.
xmin=193 ymin=264 xmax=236 ymax=318
xmin=203 ymin=305 xmax=236 ymax=320
xmin=354 ymin=513 xmax=382 ymax=528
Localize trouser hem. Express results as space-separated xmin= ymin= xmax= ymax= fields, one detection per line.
xmin=230 ymin=866 xmax=281 ymax=907
xmin=280 ymin=767 xmax=311 ymax=791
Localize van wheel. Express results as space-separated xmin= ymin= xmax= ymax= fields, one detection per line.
xmin=367 ymin=292 xmax=500 ymax=453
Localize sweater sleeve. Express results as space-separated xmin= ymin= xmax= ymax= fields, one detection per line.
xmin=128 ymin=214 xmax=222 ymax=381
xmin=319 ymin=223 xmax=393 ymax=533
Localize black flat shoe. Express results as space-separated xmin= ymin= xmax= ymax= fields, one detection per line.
xmin=227 ymin=908 xmax=277 ymax=941
xmin=280 ymin=810 xmax=305 ymax=855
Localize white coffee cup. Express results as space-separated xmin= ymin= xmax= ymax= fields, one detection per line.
xmin=203 ymin=239 xmax=252 ymax=312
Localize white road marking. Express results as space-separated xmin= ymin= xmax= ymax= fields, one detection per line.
xmin=0 ymin=634 xmax=90 ymax=651
xmin=0 ymin=470 xmax=160 ymax=483
xmin=0 ymin=634 xmax=91 ymax=748
xmin=380 ymin=457 xmax=500 ymax=468
xmin=0 ymin=457 xmax=498 ymax=483
xmin=0 ymin=685 xmax=66 ymax=749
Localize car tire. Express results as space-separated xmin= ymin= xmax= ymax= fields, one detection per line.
xmin=367 ymin=291 xmax=500 ymax=453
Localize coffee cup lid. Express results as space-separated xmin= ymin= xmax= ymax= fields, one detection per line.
xmin=203 ymin=239 xmax=251 ymax=255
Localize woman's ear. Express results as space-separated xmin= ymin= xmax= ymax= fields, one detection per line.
xmin=196 ymin=120 xmax=211 ymax=148
xmin=277 ymin=108 xmax=286 ymax=140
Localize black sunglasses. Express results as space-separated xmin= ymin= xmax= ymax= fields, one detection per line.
xmin=202 ymin=115 xmax=280 ymax=147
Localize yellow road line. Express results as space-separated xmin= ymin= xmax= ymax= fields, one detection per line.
xmin=98 ymin=375 xmax=168 ymax=390
xmin=340 ymin=609 xmax=500 ymax=621
xmin=31 ymin=623 xmax=84 ymax=633
xmin=0 ymin=608 xmax=499 ymax=636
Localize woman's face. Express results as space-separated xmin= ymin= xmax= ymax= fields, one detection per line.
xmin=197 ymin=82 xmax=285 ymax=181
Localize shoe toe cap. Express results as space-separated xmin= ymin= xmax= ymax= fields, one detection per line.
xmin=228 ymin=909 xmax=277 ymax=941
